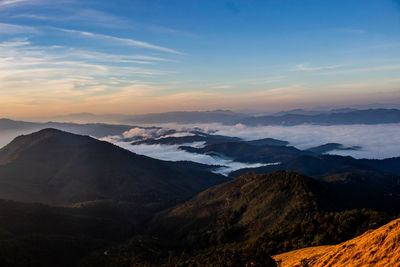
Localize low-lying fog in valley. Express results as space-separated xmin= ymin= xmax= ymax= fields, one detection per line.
xmin=214 ymin=123 xmax=400 ymax=159
xmin=101 ymin=123 xmax=400 ymax=174
xmin=2 ymin=123 xmax=400 ymax=176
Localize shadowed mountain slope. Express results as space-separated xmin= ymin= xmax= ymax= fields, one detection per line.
xmin=0 ymin=128 xmax=226 ymax=207
xmin=229 ymin=155 xmax=400 ymax=211
xmin=229 ymin=154 xmax=400 ymax=178
xmin=90 ymin=171 xmax=395 ymax=266
xmin=151 ymin=171 xmax=330 ymax=248
xmin=151 ymin=170 xmax=400 ymax=251
xmin=0 ymin=199 xmax=138 ymax=267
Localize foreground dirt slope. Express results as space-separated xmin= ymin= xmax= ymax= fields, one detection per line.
xmin=273 ymin=218 xmax=400 ymax=267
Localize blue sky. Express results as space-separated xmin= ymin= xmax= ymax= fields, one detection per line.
xmin=0 ymin=0 xmax=400 ymax=117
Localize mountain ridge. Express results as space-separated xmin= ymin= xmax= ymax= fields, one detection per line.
xmin=0 ymin=128 xmax=227 ymax=207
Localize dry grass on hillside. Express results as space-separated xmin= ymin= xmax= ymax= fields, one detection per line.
xmin=273 ymin=218 xmax=400 ymax=267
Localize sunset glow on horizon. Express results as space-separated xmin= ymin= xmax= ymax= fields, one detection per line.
xmin=1 ymin=0 xmax=400 ymax=118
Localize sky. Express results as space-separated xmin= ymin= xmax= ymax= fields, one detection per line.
xmin=1 ymin=0 xmax=400 ymax=117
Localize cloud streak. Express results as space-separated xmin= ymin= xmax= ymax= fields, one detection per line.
xmin=56 ymin=28 xmax=184 ymax=55
xmin=295 ymin=63 xmax=342 ymax=71
xmin=0 ymin=22 xmax=39 ymax=34
xmin=325 ymin=64 xmax=400 ymax=75
xmin=0 ymin=37 xmax=178 ymax=116
xmin=0 ymin=0 xmax=27 ymax=7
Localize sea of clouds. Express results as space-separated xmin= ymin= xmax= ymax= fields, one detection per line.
xmin=2 ymin=123 xmax=399 ymax=175
xmin=98 ymin=123 xmax=400 ymax=176
xmin=146 ymin=122 xmax=400 ymax=159
xmin=212 ymin=123 xmax=400 ymax=159
xmin=101 ymin=135 xmax=273 ymax=176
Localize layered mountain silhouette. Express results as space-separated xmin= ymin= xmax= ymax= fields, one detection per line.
xmin=23 ymin=108 xmax=400 ymax=125
xmin=131 ymin=132 xmax=242 ymax=146
xmin=230 ymin=154 xmax=400 ymax=177
xmin=0 ymin=118 xmax=136 ymax=138
xmin=132 ymin=133 xmax=289 ymax=147
xmin=180 ymin=142 xmax=310 ymax=163
xmin=0 ymin=128 xmax=226 ymax=207
xmin=125 ymin=110 xmax=247 ymax=124
xmin=230 ymin=108 xmax=400 ymax=126
xmin=305 ymin=143 xmax=361 ymax=154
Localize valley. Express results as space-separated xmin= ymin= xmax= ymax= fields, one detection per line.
xmin=0 ymin=122 xmax=398 ymax=266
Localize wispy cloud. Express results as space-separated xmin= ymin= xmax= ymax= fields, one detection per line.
xmin=325 ymin=64 xmax=400 ymax=74
xmin=0 ymin=0 xmax=72 ymax=8
xmin=327 ymin=79 xmax=399 ymax=89
xmin=0 ymin=22 xmax=39 ymax=34
xmin=66 ymin=49 xmax=171 ymax=64
xmin=54 ymin=27 xmax=184 ymax=55
xmin=0 ymin=37 xmax=176 ymax=115
xmin=294 ymin=63 xmax=342 ymax=71
xmin=13 ymin=8 xmax=135 ymax=29
xmin=198 ymin=76 xmax=284 ymax=90
xmin=148 ymin=25 xmax=200 ymax=38
xmin=0 ymin=0 xmax=28 ymax=7
xmin=213 ymin=85 xmax=232 ymax=89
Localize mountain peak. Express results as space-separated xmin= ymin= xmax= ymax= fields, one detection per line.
xmin=0 ymin=128 xmax=97 ymax=163
xmin=0 ymin=129 xmax=226 ymax=206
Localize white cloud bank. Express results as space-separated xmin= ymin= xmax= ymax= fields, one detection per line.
xmin=101 ymin=136 xmax=273 ymax=176
xmin=2 ymin=123 xmax=399 ymax=177
xmin=101 ymin=123 xmax=400 ymax=176
xmin=212 ymin=123 xmax=400 ymax=159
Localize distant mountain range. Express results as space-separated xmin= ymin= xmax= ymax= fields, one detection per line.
xmin=32 ymin=110 xmax=247 ymax=124
xmin=130 ymin=131 xmax=243 ymax=146
xmin=229 ymin=108 xmax=400 ymax=126
xmin=18 ymin=107 xmax=400 ymax=125
xmin=229 ymin=154 xmax=400 ymax=178
xmin=180 ymin=141 xmax=308 ymax=163
xmin=0 ymin=118 xmax=136 ymax=138
xmin=132 ymin=134 xmax=362 ymax=165
xmin=305 ymin=143 xmax=361 ymax=154
xmin=132 ymin=132 xmax=289 ymax=147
